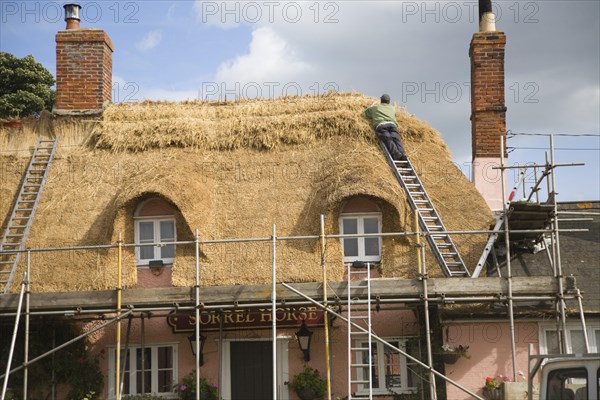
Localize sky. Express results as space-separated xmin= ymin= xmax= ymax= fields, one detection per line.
xmin=1 ymin=0 xmax=599 ymax=201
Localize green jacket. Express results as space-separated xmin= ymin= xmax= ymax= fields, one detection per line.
xmin=363 ymin=103 xmax=398 ymax=130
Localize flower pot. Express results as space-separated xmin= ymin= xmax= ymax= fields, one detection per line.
xmin=295 ymin=388 xmax=318 ymax=400
xmin=441 ymin=352 xmax=460 ymax=364
xmin=483 ymin=387 xmax=502 ymax=400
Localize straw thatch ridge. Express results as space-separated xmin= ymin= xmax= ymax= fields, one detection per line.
xmin=0 ymin=92 xmax=493 ymax=293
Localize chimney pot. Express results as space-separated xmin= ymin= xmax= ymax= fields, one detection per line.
xmin=478 ymin=0 xmax=496 ymax=32
xmin=64 ymin=3 xmax=81 ymax=30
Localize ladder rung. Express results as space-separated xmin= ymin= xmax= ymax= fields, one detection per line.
xmin=351 ymin=363 xmax=371 ymax=367
xmin=6 ymin=234 xmax=24 ymax=237
xmin=31 ymin=161 xmax=49 ymax=165
xmin=446 ymin=262 xmax=464 ymax=266
xmin=351 ymin=380 xmax=370 ymax=384
xmin=351 ymin=347 xmax=370 ymax=351
xmin=0 ymin=261 xmax=15 ymax=265
xmin=12 ymin=217 xmax=30 ymax=220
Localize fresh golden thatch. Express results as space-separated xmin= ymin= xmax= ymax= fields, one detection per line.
xmin=0 ymin=92 xmax=493 ymax=293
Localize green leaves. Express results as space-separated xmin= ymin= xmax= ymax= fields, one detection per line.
xmin=0 ymin=52 xmax=56 ymax=119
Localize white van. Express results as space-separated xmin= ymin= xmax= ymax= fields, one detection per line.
xmin=537 ymin=355 xmax=600 ymax=400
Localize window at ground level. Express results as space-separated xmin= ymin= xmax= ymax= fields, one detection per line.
xmin=355 ymin=337 xmax=419 ymax=395
xmin=107 ymin=344 xmax=177 ymax=398
xmin=134 ymin=198 xmax=177 ymax=266
xmin=340 ymin=214 xmax=382 ymax=263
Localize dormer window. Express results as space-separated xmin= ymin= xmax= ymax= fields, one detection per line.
xmin=339 ymin=198 xmax=382 ymax=263
xmin=134 ymin=198 xmax=176 ymax=266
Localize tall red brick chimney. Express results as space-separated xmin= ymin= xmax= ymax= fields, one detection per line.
xmin=470 ymin=0 xmax=506 ymax=211
xmin=54 ymin=4 xmax=113 ymax=114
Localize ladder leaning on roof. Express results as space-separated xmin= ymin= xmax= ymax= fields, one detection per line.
xmin=379 ymin=142 xmax=470 ymax=277
xmin=347 ymin=262 xmax=374 ymax=400
xmin=0 ymin=137 xmax=58 ymax=294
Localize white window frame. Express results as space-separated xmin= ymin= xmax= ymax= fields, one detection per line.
xmin=107 ymin=343 xmax=178 ymax=399
xmin=355 ymin=337 xmax=418 ymax=396
xmin=134 ymin=215 xmax=176 ymax=266
xmin=339 ymin=213 xmax=382 ymax=263
xmin=539 ymin=321 xmax=600 ymax=354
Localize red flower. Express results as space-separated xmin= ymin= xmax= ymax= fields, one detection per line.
xmin=486 ymin=377 xmax=493 ymax=383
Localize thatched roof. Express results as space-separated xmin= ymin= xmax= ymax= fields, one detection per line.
xmin=0 ymin=93 xmax=493 ymax=293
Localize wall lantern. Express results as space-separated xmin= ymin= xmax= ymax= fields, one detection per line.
xmin=187 ymin=334 xmax=207 ymax=366
xmin=295 ymin=320 xmax=313 ymax=362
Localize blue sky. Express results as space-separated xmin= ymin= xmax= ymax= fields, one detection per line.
xmin=1 ymin=0 xmax=599 ymax=201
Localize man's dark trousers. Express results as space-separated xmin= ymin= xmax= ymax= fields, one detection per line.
xmin=376 ymin=123 xmax=405 ymax=160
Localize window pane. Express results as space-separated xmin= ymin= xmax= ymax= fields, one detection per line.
xmin=158 ymin=370 xmax=174 ymax=392
xmin=546 ymin=330 xmax=560 ymax=354
xmin=157 ymin=346 xmax=173 ymax=368
xmin=405 ymin=338 xmax=420 ymax=389
xmin=343 ymin=219 xmax=358 ymax=234
xmin=363 ymin=218 xmax=379 ymax=234
xmin=140 ymin=245 xmax=154 ymax=260
xmin=160 ymin=220 xmax=175 ymax=241
xmin=136 ymin=348 xmax=152 ymax=393
xmin=120 ymin=350 xmax=131 ymax=394
xmin=595 ymin=330 xmax=600 ymax=353
xmin=157 ymin=347 xmax=174 ymax=393
xmin=361 ymin=343 xmax=379 ymax=389
xmin=139 ymin=221 xmax=154 ymax=260
xmin=364 ymin=238 xmax=380 ymax=257
xmin=384 ymin=341 xmax=402 ymax=389
xmin=136 ymin=371 xmax=151 ymax=394
xmin=571 ymin=330 xmax=586 ymax=353
xmin=139 ymin=222 xmax=154 ymax=241
xmin=344 ymin=238 xmax=358 ymax=257
xmin=161 ymin=245 xmax=175 ymax=260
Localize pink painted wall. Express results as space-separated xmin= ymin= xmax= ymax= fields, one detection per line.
xmin=84 ymin=307 xmax=418 ymax=399
xmin=442 ymin=321 xmax=539 ymax=400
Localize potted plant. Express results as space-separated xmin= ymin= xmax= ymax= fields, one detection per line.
xmin=174 ymin=370 xmax=218 ymax=400
xmin=439 ymin=343 xmax=470 ymax=364
xmin=289 ymin=365 xmax=327 ymax=400
xmin=483 ymin=375 xmax=508 ymax=400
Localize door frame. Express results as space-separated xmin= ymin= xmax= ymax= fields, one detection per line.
xmin=220 ymin=337 xmax=290 ymax=400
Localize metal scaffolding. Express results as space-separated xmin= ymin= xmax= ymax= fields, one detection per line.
xmin=0 ymin=135 xmax=594 ymax=400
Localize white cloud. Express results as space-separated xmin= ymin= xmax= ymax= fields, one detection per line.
xmin=209 ymin=27 xmax=313 ymax=99
xmin=136 ymin=30 xmax=163 ymax=52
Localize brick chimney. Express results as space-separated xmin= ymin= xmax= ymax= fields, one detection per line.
xmin=470 ymin=0 xmax=506 ymax=211
xmin=54 ymin=4 xmax=113 ymax=114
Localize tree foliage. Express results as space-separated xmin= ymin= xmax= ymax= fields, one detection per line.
xmin=0 ymin=317 xmax=104 ymax=399
xmin=0 ymin=52 xmax=55 ymax=119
